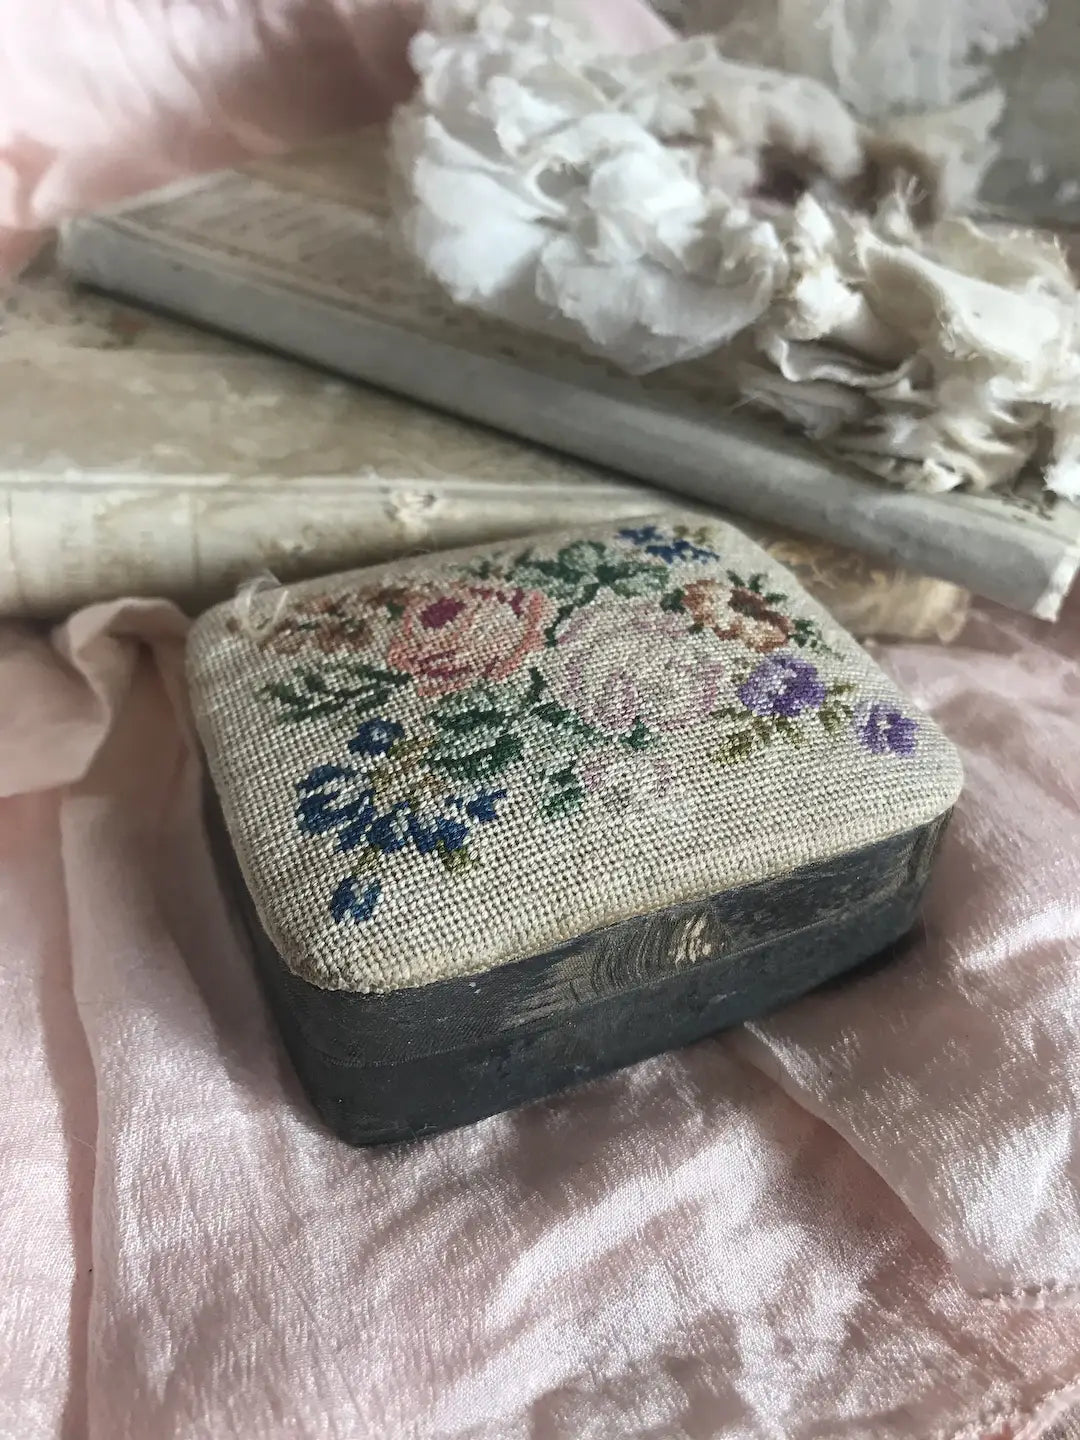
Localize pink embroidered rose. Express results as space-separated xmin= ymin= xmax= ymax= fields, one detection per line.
xmin=386 ymin=582 xmax=555 ymax=697
xmin=548 ymin=598 xmax=725 ymax=733
xmin=683 ymin=579 xmax=794 ymax=653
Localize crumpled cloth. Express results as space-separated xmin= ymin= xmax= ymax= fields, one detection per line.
xmin=2 ymin=586 xmax=1080 ymax=1439
xmin=394 ymin=0 xmax=1080 ymax=500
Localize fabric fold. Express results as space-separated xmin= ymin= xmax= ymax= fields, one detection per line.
xmin=2 ymin=590 xmax=1080 ymax=1435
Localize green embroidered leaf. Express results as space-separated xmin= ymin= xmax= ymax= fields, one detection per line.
xmin=790 ymin=617 xmax=834 ymax=654
xmin=713 ymin=729 xmax=756 ymax=764
xmin=542 ymin=766 xmax=585 ymax=817
xmin=426 ymin=681 xmax=526 ymax=783
xmin=461 ymin=557 xmax=501 ymax=581
xmin=349 ymin=848 xmax=380 ymax=876
xmin=263 ymin=663 xmax=410 ymax=724
xmin=509 ymin=541 xmax=668 ymax=625
xmin=434 ymin=702 xmax=508 ymax=737
xmin=817 ymin=705 xmax=843 ymax=734
xmin=523 ymin=699 xmax=602 ymax=765
xmin=545 ymin=582 xmax=602 ymax=645
xmin=431 ymin=730 xmax=525 ymax=785
xmin=711 ymin=705 xmax=746 ymax=723
xmin=659 ymin=587 xmax=686 ymax=613
xmin=818 ymin=700 xmax=854 ymax=734
xmin=506 ymin=543 xmax=604 ymax=601
xmin=774 ymin=717 xmax=807 ymax=745
xmin=828 ymin=681 xmax=857 ymax=697
xmin=752 ymin=718 xmax=775 ymax=743
xmin=438 ymin=843 xmax=475 ymax=874
xmin=726 ymin=571 xmax=767 ymax=596
xmin=599 ymin=562 xmax=669 ymax=598
xmin=532 ymin=700 xmax=574 ymax=728
xmin=558 ymin=540 xmax=608 ymax=570
xmin=520 ymin=667 xmax=547 ymax=712
xmin=622 ymin=718 xmax=657 ymax=751
xmin=673 ymin=524 xmax=715 ymax=547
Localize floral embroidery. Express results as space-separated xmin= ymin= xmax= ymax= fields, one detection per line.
xmin=295 ymin=730 xmax=507 ymax=896
xmin=239 ymin=584 xmax=408 ymax=655
xmin=712 ymin=653 xmax=919 ymax=763
xmin=854 ymin=701 xmax=919 ymax=756
xmin=385 ymin=581 xmax=556 ymax=697
xmin=255 ymin=525 xmax=920 ymax=923
xmin=683 ymin=578 xmax=793 ymax=654
xmin=617 ymin=523 xmax=720 ymax=565
xmin=349 ymin=717 xmax=405 ymax=758
xmin=737 ymin=655 xmax=828 ymax=719
xmin=547 ymin=597 xmax=726 ymax=733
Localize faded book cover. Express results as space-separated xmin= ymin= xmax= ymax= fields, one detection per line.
xmin=1 ymin=271 xmax=967 ymax=637
xmin=56 ymin=127 xmax=1080 ymax=620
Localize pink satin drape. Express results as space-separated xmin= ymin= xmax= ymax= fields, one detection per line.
xmin=0 ymin=0 xmax=674 ymax=275
xmin=1 ymin=587 xmax=1079 ymax=1439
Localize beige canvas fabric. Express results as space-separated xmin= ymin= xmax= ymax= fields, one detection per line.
xmin=187 ymin=515 xmax=962 ymax=993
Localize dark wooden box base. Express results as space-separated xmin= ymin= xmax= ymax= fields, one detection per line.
xmin=208 ymin=802 xmax=948 ymax=1146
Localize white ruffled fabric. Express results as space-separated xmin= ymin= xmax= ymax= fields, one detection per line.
xmin=667 ymin=0 xmax=1048 ymax=120
xmin=391 ymin=0 xmax=1080 ymax=501
xmin=742 ymin=197 xmax=1080 ymax=499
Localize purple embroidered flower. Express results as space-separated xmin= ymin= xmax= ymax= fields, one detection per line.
xmin=618 ymin=524 xmax=718 ymax=564
xmin=854 ymin=701 xmax=918 ymax=756
xmin=348 ymin=717 xmax=404 ymax=758
xmin=330 ymin=875 xmax=382 ymax=924
xmin=737 ymin=655 xmax=827 ymax=719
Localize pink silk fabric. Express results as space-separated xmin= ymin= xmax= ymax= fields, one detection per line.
xmin=0 ymin=0 xmax=674 ymax=276
xmin=1 ymin=586 xmax=1079 ymax=1440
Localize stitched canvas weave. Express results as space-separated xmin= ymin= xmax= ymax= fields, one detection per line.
xmin=186 ymin=515 xmax=962 ymax=993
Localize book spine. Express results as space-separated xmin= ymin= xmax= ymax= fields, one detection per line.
xmin=59 ymin=218 xmax=1077 ymax=619
xmin=0 ymin=472 xmax=969 ymax=639
xmin=0 ymin=475 xmax=660 ymax=619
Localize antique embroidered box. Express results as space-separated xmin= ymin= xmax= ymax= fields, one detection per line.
xmin=187 ymin=515 xmax=962 ymax=1144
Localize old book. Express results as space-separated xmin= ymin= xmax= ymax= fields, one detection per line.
xmin=56 ymin=128 xmax=1079 ymax=620
xmin=0 ymin=269 xmax=968 ymax=640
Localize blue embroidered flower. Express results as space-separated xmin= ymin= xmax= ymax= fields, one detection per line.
xmin=617 ymin=524 xmax=718 ymax=565
xmin=330 ymin=875 xmax=382 ymax=924
xmin=408 ymin=800 xmax=487 ymax=855
xmin=348 ymin=716 xmax=405 ymax=758
xmin=434 ymin=815 xmax=469 ymax=852
xmin=459 ymin=788 xmax=507 ymax=824
xmin=854 ymin=701 xmax=918 ymax=756
xmin=297 ymin=763 xmax=353 ymax=794
xmin=367 ymin=802 xmax=413 ymax=854
xmin=295 ymin=764 xmax=377 ymax=850
xmin=737 ymin=655 xmax=827 ymax=719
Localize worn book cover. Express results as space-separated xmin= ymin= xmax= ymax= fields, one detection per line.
xmin=57 ymin=128 xmax=1079 ymax=620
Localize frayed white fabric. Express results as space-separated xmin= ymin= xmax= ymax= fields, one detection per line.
xmin=392 ymin=5 xmax=809 ymax=371
xmin=743 ymin=198 xmax=1080 ymax=499
xmin=391 ymin=0 xmax=1080 ymax=501
xmin=669 ymin=0 xmax=1048 ymax=119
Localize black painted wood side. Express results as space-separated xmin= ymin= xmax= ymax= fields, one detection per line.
xmin=207 ymin=795 xmax=949 ymax=1146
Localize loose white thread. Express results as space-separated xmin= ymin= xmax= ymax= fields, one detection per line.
xmin=230 ymin=571 xmax=292 ymax=641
